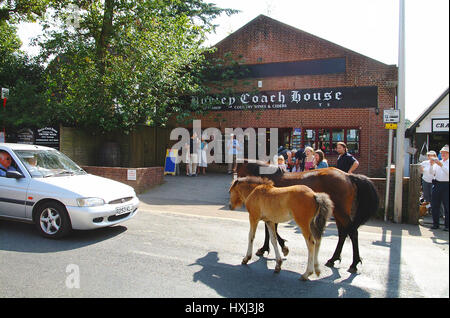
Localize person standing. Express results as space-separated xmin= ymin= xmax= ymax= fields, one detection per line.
xmin=314 ymin=149 xmax=329 ymax=169
xmin=198 ymin=138 xmax=208 ymax=175
xmin=227 ymin=134 xmax=240 ymax=174
xmin=303 ymin=146 xmax=315 ymax=171
xmin=429 ymin=145 xmax=449 ymax=231
xmin=277 ymin=155 xmax=287 ymax=172
xmin=188 ymin=133 xmax=200 ymax=176
xmin=336 ymin=142 xmax=359 ymax=174
xmin=420 ymin=150 xmax=438 ymax=214
xmin=294 ymin=146 xmax=306 ymax=172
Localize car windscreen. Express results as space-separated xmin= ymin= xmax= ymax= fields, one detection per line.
xmin=14 ymin=149 xmax=86 ymax=178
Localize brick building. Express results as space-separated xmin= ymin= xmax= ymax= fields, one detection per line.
xmin=193 ymin=15 xmax=398 ymax=177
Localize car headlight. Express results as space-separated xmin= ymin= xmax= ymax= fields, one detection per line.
xmin=77 ymin=197 xmax=105 ymax=207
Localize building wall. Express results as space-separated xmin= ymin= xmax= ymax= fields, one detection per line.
xmin=415 ymin=94 xmax=449 ymax=133
xmin=194 ymin=15 xmax=398 ymax=177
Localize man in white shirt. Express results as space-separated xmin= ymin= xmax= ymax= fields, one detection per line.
xmin=429 ymin=145 xmax=449 ymax=231
xmin=420 ymin=151 xmax=438 ymax=212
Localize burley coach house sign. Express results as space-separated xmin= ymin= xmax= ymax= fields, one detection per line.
xmin=193 ymin=86 xmax=378 ymax=111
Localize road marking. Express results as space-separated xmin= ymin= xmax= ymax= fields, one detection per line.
xmin=131 ymin=250 xmax=188 ymax=263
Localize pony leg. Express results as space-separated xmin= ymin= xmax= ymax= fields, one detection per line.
xmin=314 ymin=238 xmax=322 ymax=277
xmin=275 ymin=223 xmax=289 ymax=256
xmin=255 ymin=223 xmax=271 ymax=256
xmin=300 ymin=231 xmax=316 ymax=281
xmin=256 ymin=223 xmax=288 ymax=257
xmin=348 ymin=229 xmax=362 ymax=273
xmin=325 ymin=231 xmax=345 ymax=268
xmin=266 ymin=221 xmax=283 ymax=273
xmin=242 ymin=218 xmax=258 ymax=265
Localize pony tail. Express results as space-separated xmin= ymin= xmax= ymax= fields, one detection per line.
xmin=346 ymin=174 xmax=379 ymax=234
xmin=311 ymin=193 xmax=334 ymax=240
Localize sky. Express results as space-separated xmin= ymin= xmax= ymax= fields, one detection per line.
xmin=17 ymin=0 xmax=449 ymax=122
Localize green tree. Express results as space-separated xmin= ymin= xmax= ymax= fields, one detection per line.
xmin=0 ymin=0 xmax=51 ymax=22
xmin=0 ymin=20 xmax=48 ymax=129
xmin=37 ymin=0 xmax=237 ymax=133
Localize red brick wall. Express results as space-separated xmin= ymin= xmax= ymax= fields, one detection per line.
xmin=192 ymin=15 xmax=398 ymax=177
xmin=82 ymin=166 xmax=164 ymax=194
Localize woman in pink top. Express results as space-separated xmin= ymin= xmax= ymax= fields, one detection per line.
xmin=304 ymin=147 xmax=315 ymax=171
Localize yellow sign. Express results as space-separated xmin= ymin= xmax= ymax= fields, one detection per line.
xmin=385 ymin=123 xmax=398 ymax=129
xmin=164 ymin=148 xmax=178 ymax=175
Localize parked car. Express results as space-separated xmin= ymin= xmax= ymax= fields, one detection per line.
xmin=0 ymin=143 xmax=139 ymax=238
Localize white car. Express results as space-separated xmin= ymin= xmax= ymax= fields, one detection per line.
xmin=0 ymin=143 xmax=139 ymax=238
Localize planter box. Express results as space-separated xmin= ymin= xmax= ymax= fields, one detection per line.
xmin=82 ymin=166 xmax=164 ymax=194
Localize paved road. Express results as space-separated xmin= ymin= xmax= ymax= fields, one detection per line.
xmin=0 ymin=173 xmax=448 ymax=298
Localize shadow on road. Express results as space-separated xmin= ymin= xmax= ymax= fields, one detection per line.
xmin=0 ymin=219 xmax=127 ymax=253
xmin=189 ymin=251 xmax=369 ymax=298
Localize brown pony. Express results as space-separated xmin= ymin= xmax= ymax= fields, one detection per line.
xmin=229 ymin=176 xmax=333 ymax=280
xmin=236 ymin=159 xmax=379 ymax=273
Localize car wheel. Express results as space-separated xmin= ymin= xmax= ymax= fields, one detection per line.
xmin=35 ymin=202 xmax=72 ymax=239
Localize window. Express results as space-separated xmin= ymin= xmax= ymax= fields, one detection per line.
xmin=304 ymin=129 xmax=316 ymax=150
xmin=318 ymin=129 xmax=331 ymax=153
xmin=290 ymin=128 xmax=360 ymax=155
xmin=332 ymin=129 xmax=344 ymax=154
xmin=346 ymin=129 xmax=360 ymax=154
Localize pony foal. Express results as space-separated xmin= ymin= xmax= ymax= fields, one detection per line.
xmin=229 ymin=177 xmax=334 ymax=281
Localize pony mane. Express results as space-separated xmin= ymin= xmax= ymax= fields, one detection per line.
xmin=239 ymin=159 xmax=285 ymax=178
xmin=230 ymin=176 xmax=274 ymax=192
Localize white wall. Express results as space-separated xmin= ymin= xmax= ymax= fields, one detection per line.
xmin=415 ymin=94 xmax=449 ymax=133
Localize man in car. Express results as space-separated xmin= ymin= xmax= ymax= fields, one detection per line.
xmin=0 ymin=150 xmax=17 ymax=177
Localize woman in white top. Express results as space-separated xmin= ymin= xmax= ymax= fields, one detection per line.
xmin=420 ymin=150 xmax=437 ymax=209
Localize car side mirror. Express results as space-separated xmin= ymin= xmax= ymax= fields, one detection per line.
xmin=6 ymin=171 xmax=24 ymax=179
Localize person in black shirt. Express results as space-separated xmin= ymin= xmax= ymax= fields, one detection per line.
xmin=336 ymin=142 xmax=359 ymax=174
xmin=294 ymin=146 xmax=306 ymax=172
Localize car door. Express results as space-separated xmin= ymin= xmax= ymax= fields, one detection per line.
xmin=0 ymin=151 xmax=30 ymax=219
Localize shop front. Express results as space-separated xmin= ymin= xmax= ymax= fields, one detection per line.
xmin=187 ymin=15 xmax=397 ymax=177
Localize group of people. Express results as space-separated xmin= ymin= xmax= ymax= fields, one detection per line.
xmin=277 ymin=141 xmax=359 ymax=174
xmin=420 ymin=145 xmax=449 ymax=231
xmin=181 ymin=133 xmax=244 ymax=176
xmin=182 ymin=133 xmax=209 ymax=177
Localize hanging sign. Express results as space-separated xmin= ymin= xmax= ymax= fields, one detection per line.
xmin=193 ymin=86 xmax=378 ymax=111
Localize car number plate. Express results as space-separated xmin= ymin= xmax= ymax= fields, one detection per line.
xmin=115 ymin=205 xmax=133 ymax=215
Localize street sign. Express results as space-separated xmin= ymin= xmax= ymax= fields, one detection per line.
xmin=1 ymin=88 xmax=9 ymax=99
xmin=385 ymin=123 xmax=398 ymax=129
xmin=383 ymin=109 xmax=400 ymax=123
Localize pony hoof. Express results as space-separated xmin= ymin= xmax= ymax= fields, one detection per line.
xmin=347 ymin=266 xmax=358 ymax=274
xmin=242 ymin=257 xmax=250 ymax=265
xmin=282 ymin=246 xmax=289 ymax=257
xmin=325 ymin=260 xmax=335 ymax=268
xmin=299 ymin=275 xmax=310 ymax=281
xmin=255 ymin=248 xmax=267 ymax=257
xmin=315 ymin=269 xmax=321 ymax=277
xmin=274 ymin=260 xmax=282 ymax=273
